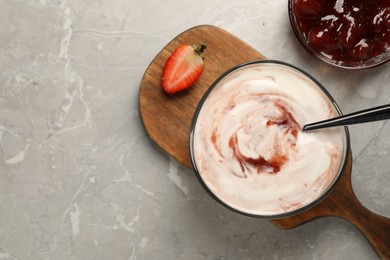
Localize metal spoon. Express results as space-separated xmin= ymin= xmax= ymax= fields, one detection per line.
xmin=302 ymin=104 xmax=390 ymax=132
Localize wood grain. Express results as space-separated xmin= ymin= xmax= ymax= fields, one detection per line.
xmin=139 ymin=25 xmax=265 ymax=168
xmin=272 ymin=152 xmax=390 ymax=259
xmin=139 ymin=25 xmax=390 ymax=259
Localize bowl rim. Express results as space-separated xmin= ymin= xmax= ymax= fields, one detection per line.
xmin=287 ymin=0 xmax=390 ymax=70
xmin=189 ymin=60 xmax=351 ymax=219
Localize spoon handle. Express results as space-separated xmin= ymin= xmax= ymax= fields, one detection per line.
xmin=303 ymin=104 xmax=390 ymax=131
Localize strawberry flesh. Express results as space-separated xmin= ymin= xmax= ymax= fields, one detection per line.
xmin=162 ymin=44 xmax=206 ymax=94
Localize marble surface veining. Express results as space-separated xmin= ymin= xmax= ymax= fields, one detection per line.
xmin=0 ymin=0 xmax=389 ymax=259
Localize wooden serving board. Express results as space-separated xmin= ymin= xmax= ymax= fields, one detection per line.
xmin=139 ymin=25 xmax=390 ymax=259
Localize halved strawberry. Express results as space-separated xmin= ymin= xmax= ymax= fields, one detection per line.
xmin=161 ymin=43 xmax=206 ymax=94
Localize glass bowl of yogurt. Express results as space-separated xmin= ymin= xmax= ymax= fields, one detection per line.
xmin=189 ymin=60 xmax=350 ymax=219
xmin=288 ymin=0 xmax=390 ymax=69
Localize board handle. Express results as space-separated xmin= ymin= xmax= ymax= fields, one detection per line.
xmin=272 ymin=152 xmax=390 ymax=259
xmin=337 ymin=190 xmax=390 ymax=259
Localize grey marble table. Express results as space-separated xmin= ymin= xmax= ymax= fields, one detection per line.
xmin=0 ymin=0 xmax=389 ymax=259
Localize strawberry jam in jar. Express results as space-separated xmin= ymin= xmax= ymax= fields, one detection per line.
xmin=289 ymin=0 xmax=390 ymax=68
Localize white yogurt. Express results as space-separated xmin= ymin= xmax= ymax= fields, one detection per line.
xmin=192 ymin=62 xmax=346 ymax=216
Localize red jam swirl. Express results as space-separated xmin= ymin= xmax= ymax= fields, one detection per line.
xmin=227 ymin=101 xmax=300 ymax=176
xmin=293 ymin=0 xmax=390 ymax=64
